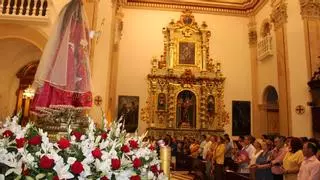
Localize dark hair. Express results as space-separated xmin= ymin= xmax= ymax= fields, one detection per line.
xmin=290 ymin=138 xmax=303 ymax=153
xmin=262 ymin=134 xmax=268 ymax=139
xmin=225 ymin=136 xmax=230 ymax=142
xmin=300 ymin=137 xmax=309 ymax=144
xmin=306 ymin=142 xmax=318 ymax=155
xmin=224 ymin=134 xmax=230 ymax=138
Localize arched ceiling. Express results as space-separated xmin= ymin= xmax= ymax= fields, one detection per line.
xmin=122 ymin=0 xmax=265 ymax=16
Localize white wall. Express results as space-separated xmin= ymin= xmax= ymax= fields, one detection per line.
xmin=255 ymin=0 xmax=279 ymax=103
xmin=286 ymin=0 xmax=312 ymax=137
xmin=117 ymin=9 xmax=252 ymax=134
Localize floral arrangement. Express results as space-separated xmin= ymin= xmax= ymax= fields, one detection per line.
xmin=0 ymin=115 xmax=167 ymax=180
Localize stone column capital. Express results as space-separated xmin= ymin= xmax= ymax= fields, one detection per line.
xmin=270 ymin=2 xmax=288 ymax=30
xmin=299 ymin=0 xmax=320 ymax=19
xmin=248 ymin=17 xmax=257 ymax=47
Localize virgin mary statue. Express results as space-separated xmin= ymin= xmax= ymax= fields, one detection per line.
xmin=31 ymin=0 xmax=92 ymax=115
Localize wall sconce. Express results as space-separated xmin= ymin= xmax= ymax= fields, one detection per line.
xmin=22 ymin=85 xmax=35 ymax=99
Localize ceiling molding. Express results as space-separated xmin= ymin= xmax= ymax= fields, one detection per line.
xmin=121 ymin=0 xmax=267 ymax=16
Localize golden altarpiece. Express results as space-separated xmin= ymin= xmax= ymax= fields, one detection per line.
xmin=141 ymin=10 xmax=229 ymax=139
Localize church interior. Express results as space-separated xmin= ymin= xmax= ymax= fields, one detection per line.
xmin=1 ymin=0 xmax=320 ymax=179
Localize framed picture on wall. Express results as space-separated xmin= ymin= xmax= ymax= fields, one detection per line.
xmin=232 ymin=101 xmax=251 ymax=136
xmin=117 ymin=96 xmax=139 ymax=133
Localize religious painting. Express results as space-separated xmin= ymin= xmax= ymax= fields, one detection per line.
xmin=179 ymin=42 xmax=195 ymax=65
xmin=232 ymin=101 xmax=251 ymax=136
xmin=117 ymin=96 xmax=139 ymax=133
xmin=157 ymin=93 xmax=166 ymax=111
xmin=207 ymin=95 xmax=215 ymax=116
xmin=176 ymin=90 xmax=196 ymax=128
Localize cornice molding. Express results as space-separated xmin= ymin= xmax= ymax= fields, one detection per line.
xmin=299 ymin=0 xmax=320 ymax=19
xmin=120 ymin=0 xmax=267 ymax=16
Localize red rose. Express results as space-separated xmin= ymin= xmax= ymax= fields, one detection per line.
xmin=121 ymin=145 xmax=130 ymax=153
xmin=150 ymin=165 xmax=158 ymax=173
xmin=149 ymin=145 xmax=155 ymax=151
xmin=22 ymin=168 xmax=29 ymax=176
xmin=101 ymin=176 xmax=109 ymax=180
xmin=3 ymin=130 xmax=13 ymax=137
xmin=133 ymin=158 xmax=142 ymax=168
xmin=72 ymin=131 xmax=82 ymax=141
xmin=130 ymin=175 xmax=141 ymax=180
xmin=129 ymin=140 xmax=139 ymax=149
xmin=111 ymin=158 xmax=121 ymax=170
xmin=101 ymin=132 xmax=108 ymax=140
xmin=53 ymin=176 xmax=59 ymax=180
xmin=71 ymin=161 xmax=84 ymax=175
xmin=57 ymin=138 xmax=70 ymax=149
xmin=16 ymin=138 xmax=26 ymax=148
xmin=28 ymin=135 xmax=41 ymax=146
xmin=39 ymin=155 xmax=54 ymax=169
xmin=92 ymin=147 xmax=102 ymax=159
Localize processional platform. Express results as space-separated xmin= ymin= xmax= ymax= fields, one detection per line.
xmin=141 ymin=10 xmax=229 ymax=137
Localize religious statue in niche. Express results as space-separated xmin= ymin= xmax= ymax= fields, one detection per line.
xmin=117 ymin=96 xmax=139 ymax=132
xmin=207 ymin=95 xmax=215 ymax=116
xmin=179 ymin=42 xmax=195 ymax=65
xmin=176 ymin=90 xmax=196 ymax=128
xmin=157 ymin=93 xmax=166 ymax=111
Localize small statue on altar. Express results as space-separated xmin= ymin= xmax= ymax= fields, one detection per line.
xmin=176 ymin=90 xmax=196 ymax=128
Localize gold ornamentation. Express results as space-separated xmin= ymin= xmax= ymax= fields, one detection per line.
xmin=299 ymin=0 xmax=320 ymax=19
xmin=270 ymin=2 xmax=288 ymax=30
xmin=141 ymin=11 xmax=229 ymax=132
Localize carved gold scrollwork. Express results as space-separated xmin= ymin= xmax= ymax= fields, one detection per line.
xmin=141 ymin=11 xmax=229 ymax=133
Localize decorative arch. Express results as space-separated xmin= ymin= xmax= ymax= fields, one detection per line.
xmin=0 ymin=23 xmax=48 ymax=50
xmin=260 ymin=19 xmax=272 ymax=38
xmin=176 ymin=90 xmax=197 ymax=128
xmin=263 ymin=85 xmax=279 ymax=105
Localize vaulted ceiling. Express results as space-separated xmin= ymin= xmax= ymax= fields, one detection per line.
xmin=123 ymin=0 xmax=265 ymax=16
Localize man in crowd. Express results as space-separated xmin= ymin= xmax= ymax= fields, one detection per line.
xmin=297 ymin=142 xmax=320 ymax=180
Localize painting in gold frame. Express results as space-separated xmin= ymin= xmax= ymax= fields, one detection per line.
xmin=179 ymin=42 xmax=195 ymax=65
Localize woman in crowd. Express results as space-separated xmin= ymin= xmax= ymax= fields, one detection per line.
xmin=206 ymin=135 xmax=217 ymax=180
xmin=249 ymin=139 xmax=263 ymax=180
xmin=271 ymin=136 xmax=287 ymax=180
xmin=212 ymin=136 xmax=226 ymax=180
xmin=282 ymin=137 xmax=304 ymax=180
xmin=254 ymin=140 xmax=273 ymax=180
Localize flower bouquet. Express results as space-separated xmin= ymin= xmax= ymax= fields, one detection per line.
xmin=0 ymin=115 xmax=167 ymax=180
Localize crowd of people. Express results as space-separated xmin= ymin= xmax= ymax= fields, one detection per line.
xmin=145 ymin=134 xmax=320 ymax=180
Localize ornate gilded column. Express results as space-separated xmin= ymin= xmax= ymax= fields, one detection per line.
xmin=299 ymin=0 xmax=320 ymax=78
xmin=270 ymin=0 xmax=291 ymax=135
xmin=248 ymin=17 xmax=261 ymax=136
xmin=200 ymin=22 xmax=210 ymax=71
xmin=106 ymin=0 xmax=124 ymax=121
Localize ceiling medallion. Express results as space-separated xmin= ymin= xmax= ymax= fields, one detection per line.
xmin=122 ymin=0 xmax=266 ymax=16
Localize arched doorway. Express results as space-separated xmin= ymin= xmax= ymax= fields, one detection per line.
xmin=0 ymin=38 xmax=42 ymax=122
xmin=16 ymin=61 xmax=39 ymax=125
xmin=263 ymin=86 xmax=279 ymax=135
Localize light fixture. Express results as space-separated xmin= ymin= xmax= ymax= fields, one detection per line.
xmin=23 ymin=85 xmax=35 ymax=99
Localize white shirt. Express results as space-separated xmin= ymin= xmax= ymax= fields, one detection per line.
xmin=250 ymin=149 xmax=263 ymax=166
xmin=298 ymin=155 xmax=320 ymax=180
xmin=203 ymin=141 xmax=212 ymax=159
xmin=243 ymin=144 xmax=256 ymax=161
